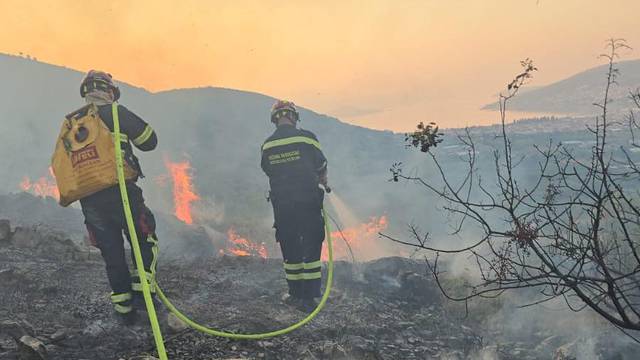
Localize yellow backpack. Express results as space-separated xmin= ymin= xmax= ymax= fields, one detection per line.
xmin=51 ymin=103 xmax=138 ymax=207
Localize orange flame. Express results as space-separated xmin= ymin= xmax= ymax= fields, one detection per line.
xmin=165 ymin=159 xmax=200 ymax=224
xmin=20 ymin=167 xmax=60 ymax=200
xmin=323 ymin=216 xmax=389 ymax=261
xmin=223 ymin=228 xmax=268 ymax=259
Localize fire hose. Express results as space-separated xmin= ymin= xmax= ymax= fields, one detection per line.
xmin=112 ymin=103 xmax=334 ymax=360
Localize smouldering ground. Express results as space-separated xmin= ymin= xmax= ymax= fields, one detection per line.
xmin=1 ymin=244 xmax=479 ymax=360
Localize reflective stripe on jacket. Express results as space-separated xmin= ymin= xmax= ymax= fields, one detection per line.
xmin=261 ymin=125 xmax=327 ymax=203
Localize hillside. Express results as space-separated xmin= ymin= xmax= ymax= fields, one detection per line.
xmin=0 ymin=53 xmax=420 ymax=239
xmin=483 ymin=59 xmax=640 ymax=115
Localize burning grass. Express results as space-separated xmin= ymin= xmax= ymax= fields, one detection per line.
xmin=164 ymin=158 xmax=200 ymax=224
xmin=19 ymin=167 xmax=59 ymax=200
xmin=221 ymin=228 xmax=269 ymax=259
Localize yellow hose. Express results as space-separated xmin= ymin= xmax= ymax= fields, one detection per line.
xmin=113 ymin=102 xmax=168 ymax=360
xmin=155 ymin=209 xmax=333 ymax=339
xmin=114 ymin=98 xmax=334 ymax=352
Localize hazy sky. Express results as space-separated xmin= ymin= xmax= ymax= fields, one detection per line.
xmin=1 ymin=0 xmax=638 ymax=131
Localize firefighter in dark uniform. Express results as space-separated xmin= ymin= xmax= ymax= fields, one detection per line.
xmin=261 ymin=100 xmax=329 ymax=313
xmin=74 ymin=71 xmax=159 ymax=325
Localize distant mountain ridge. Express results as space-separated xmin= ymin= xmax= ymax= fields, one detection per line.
xmin=0 ymin=53 xmax=414 ymax=236
xmin=483 ymin=59 xmax=640 ymax=115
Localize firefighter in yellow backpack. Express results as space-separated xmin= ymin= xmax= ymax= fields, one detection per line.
xmin=51 ymin=70 xmax=159 ymax=326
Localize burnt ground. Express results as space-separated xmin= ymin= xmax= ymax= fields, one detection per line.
xmin=1 ymin=221 xmax=639 ymax=360
xmin=0 ymin=241 xmax=470 ymax=360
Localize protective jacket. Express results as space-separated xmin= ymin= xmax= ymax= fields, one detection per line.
xmin=261 ymin=125 xmax=327 ymax=204
xmin=96 ymin=104 xmax=157 ymax=173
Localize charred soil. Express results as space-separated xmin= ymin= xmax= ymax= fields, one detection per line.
xmin=0 ymin=220 xmax=637 ymax=360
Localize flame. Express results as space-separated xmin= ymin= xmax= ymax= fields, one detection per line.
xmin=165 ymin=159 xmax=200 ymax=224
xmin=223 ymin=228 xmax=268 ymax=259
xmin=323 ymin=216 xmax=389 ymax=261
xmin=20 ymin=167 xmax=60 ymax=200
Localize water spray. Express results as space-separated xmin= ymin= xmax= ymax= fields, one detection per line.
xmin=322 ymin=185 xmax=357 ymax=264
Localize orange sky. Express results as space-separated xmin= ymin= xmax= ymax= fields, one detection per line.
xmin=1 ymin=0 xmax=639 ymax=131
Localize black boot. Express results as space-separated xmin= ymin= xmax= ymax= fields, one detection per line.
xmin=116 ymin=309 xmax=138 ymax=326
xmin=283 ymin=294 xmax=304 ymax=308
xmin=300 ymin=298 xmax=318 ymax=314
xmin=284 ymin=295 xmax=317 ymax=313
xmin=132 ymin=293 xmax=167 ymax=325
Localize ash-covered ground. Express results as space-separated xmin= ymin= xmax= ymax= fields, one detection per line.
xmin=0 ymin=197 xmax=638 ymax=360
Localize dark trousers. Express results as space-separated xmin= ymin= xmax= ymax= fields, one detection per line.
xmin=273 ymin=199 xmax=325 ymax=299
xmin=81 ymin=184 xmax=159 ymax=314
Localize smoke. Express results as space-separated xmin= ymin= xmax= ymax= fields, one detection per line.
xmin=469 ymin=289 xmax=639 ymax=359
xmin=192 ymin=196 xmax=225 ymax=225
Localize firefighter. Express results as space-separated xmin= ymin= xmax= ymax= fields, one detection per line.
xmin=71 ymin=70 xmax=159 ymax=325
xmin=261 ymin=100 xmax=329 ymax=313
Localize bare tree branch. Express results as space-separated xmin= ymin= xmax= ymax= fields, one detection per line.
xmin=388 ymin=39 xmax=640 ymax=331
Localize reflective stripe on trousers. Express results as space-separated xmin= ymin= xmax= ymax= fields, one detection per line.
xmin=132 ymin=234 xmax=159 ymax=293
xmin=284 ymin=260 xmax=322 ymax=281
xmin=111 ymin=291 xmax=133 ymax=314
